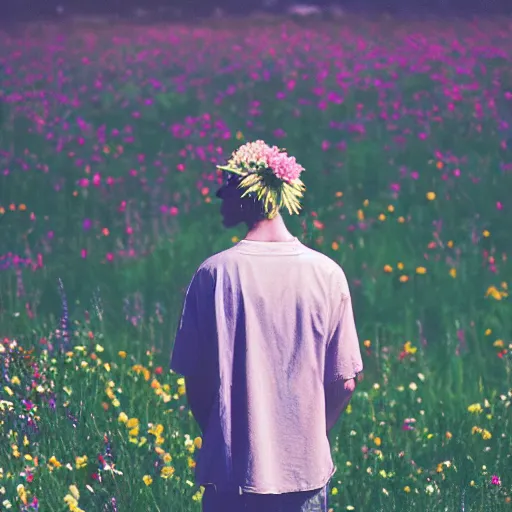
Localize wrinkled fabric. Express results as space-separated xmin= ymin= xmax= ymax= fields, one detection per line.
xmin=171 ymin=237 xmax=363 ymax=494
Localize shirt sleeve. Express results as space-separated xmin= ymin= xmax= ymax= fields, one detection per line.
xmin=324 ymin=267 xmax=364 ymax=384
xmin=170 ymin=266 xmax=213 ymax=377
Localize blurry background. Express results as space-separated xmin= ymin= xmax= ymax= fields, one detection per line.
xmin=1 ymin=0 xmax=512 ymax=23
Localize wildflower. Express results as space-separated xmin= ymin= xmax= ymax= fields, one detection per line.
xmin=331 ymin=487 xmax=338 ymax=495
xmin=75 ymin=456 xmax=88 ymax=469
xmin=416 ymin=266 xmax=427 ymax=274
xmin=426 ymin=192 xmax=436 ymax=200
xmin=373 ymin=437 xmax=382 ymax=447
xmin=449 ymin=268 xmax=457 ymax=278
xmin=17 ymin=484 xmax=28 ymax=505
xmin=363 ymin=340 xmax=371 ymax=348
xmin=483 ymin=230 xmax=490 ymax=237
xmin=409 ymin=382 xmax=418 ymax=391
xmin=118 ymin=351 xmax=127 ymax=358
xmin=383 ymin=264 xmax=393 ymax=273
xmin=160 ymin=466 xmax=175 ymax=479
xmin=399 ymin=275 xmax=409 ymax=282
xmin=481 ymin=429 xmax=492 ymax=440
xmin=491 ymin=475 xmax=501 ymax=486
xmin=142 ymin=475 xmax=153 ymax=486
xmin=118 ymin=412 xmax=128 ymax=424
xmin=126 ymin=417 xmax=139 ymax=429
xmin=468 ymin=403 xmax=483 ymax=414
xmin=48 ymin=456 xmax=62 ymax=468
xmin=404 ymin=341 xmax=417 ymax=354
xmin=69 ymin=485 xmax=79 ymax=500
xmin=397 ymin=262 xmax=404 ymax=270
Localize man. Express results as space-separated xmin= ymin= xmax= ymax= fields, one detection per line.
xmin=170 ymin=141 xmax=364 ymax=512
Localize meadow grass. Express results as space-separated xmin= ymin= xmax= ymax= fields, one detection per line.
xmin=0 ymin=16 xmax=511 ymax=511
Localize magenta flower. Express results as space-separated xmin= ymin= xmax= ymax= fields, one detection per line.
xmin=491 ymin=475 xmax=501 ymax=486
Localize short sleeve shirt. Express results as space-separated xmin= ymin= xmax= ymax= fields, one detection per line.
xmin=170 ymin=237 xmax=363 ymax=494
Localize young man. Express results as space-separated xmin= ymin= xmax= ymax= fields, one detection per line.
xmin=170 ymin=141 xmax=364 ymax=512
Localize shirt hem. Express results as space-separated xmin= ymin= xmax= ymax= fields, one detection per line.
xmin=197 ymin=464 xmax=337 ymax=494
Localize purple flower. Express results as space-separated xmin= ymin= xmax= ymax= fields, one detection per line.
xmin=83 ymin=218 xmax=92 ymax=230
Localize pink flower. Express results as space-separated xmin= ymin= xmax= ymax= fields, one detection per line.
xmin=491 ymin=475 xmax=501 ymax=486
xmin=229 ymin=140 xmax=304 ymax=183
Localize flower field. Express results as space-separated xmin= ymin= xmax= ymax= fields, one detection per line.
xmin=0 ymin=16 xmax=511 ymax=511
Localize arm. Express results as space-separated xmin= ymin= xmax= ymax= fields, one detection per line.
xmin=325 ymin=377 xmax=357 ymax=433
xmin=324 ymin=268 xmax=364 ymax=433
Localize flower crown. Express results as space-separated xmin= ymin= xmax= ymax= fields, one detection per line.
xmin=216 ymin=140 xmax=306 ymax=219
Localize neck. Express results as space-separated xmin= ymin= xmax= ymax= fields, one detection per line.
xmin=245 ymin=213 xmax=295 ymax=242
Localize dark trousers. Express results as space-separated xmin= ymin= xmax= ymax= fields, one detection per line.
xmin=202 ymin=482 xmax=330 ymax=512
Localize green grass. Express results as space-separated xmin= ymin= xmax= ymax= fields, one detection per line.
xmin=0 ymin=16 xmax=511 ymax=511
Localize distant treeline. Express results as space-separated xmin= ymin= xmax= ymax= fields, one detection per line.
xmin=2 ymin=0 xmax=511 ymax=22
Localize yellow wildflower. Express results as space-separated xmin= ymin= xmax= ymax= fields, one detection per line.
xmin=69 ymin=485 xmax=79 ymax=500
xmin=48 ymin=456 xmax=62 ymax=468
xmin=127 ymin=417 xmax=139 ymax=429
xmin=468 ymin=403 xmax=483 ymax=414
xmin=160 ymin=466 xmax=175 ymax=479
xmin=142 ymin=475 xmax=153 ymax=486
xmin=481 ymin=429 xmax=492 ymax=440
xmin=17 ymin=484 xmax=27 ymax=505
xmin=75 ymin=456 xmax=88 ymax=469
xmin=404 ymin=341 xmax=417 ymax=354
